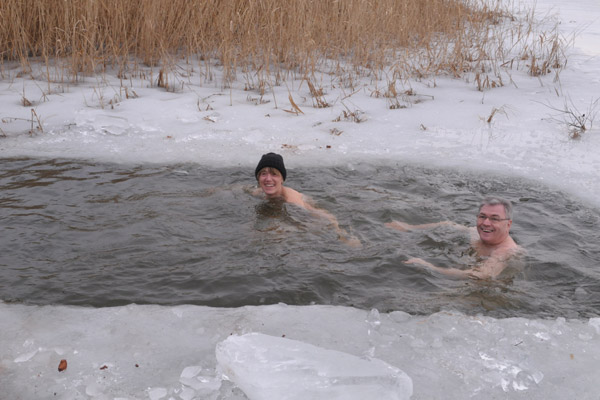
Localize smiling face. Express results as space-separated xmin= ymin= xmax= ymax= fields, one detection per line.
xmin=257 ymin=167 xmax=284 ymax=198
xmin=476 ymin=204 xmax=512 ymax=246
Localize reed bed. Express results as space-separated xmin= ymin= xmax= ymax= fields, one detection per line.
xmin=0 ymin=0 xmax=566 ymax=89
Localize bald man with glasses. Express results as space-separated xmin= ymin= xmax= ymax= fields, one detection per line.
xmin=385 ymin=197 xmax=522 ymax=279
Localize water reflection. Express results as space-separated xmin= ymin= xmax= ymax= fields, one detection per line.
xmin=1 ymin=157 xmax=599 ymax=319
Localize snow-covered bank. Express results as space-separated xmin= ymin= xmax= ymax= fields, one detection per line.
xmin=1 ymin=303 xmax=599 ymax=400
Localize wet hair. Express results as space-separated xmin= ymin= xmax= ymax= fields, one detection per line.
xmin=479 ymin=196 xmax=513 ymax=220
xmin=257 ymin=167 xmax=282 ymax=179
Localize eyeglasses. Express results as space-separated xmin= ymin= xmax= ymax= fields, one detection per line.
xmin=477 ymin=214 xmax=509 ymax=223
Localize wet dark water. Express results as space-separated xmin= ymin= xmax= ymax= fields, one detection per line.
xmin=1 ymin=157 xmax=599 ymax=319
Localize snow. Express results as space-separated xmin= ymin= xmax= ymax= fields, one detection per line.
xmin=1 ymin=0 xmax=600 ymax=399
xmin=1 ymin=304 xmax=599 ymax=400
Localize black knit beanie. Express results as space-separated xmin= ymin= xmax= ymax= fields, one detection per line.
xmin=255 ymin=153 xmax=287 ymax=181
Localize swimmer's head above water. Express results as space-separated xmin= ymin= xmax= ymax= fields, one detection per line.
xmin=252 ymin=152 xmax=361 ymax=247
xmin=255 ymin=152 xmax=287 ymax=181
xmin=477 ymin=196 xmax=513 ymax=248
xmin=255 ymin=152 xmax=288 ymax=200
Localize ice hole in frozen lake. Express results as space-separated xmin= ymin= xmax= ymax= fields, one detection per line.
xmin=1 ymin=157 xmax=599 ymax=318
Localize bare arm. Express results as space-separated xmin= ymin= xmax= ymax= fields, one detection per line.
xmin=405 ymin=256 xmax=507 ymax=279
xmin=385 ymin=220 xmax=469 ymax=232
xmin=199 ymin=183 xmax=250 ymax=197
xmin=307 ymin=202 xmax=362 ymax=247
xmin=292 ymin=192 xmax=361 ymax=247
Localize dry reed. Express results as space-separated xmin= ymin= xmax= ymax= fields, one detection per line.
xmin=0 ymin=0 xmax=566 ymax=89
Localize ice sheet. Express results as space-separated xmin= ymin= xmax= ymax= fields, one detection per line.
xmin=1 ymin=303 xmax=599 ymax=399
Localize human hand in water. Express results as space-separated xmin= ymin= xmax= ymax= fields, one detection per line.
xmin=385 ymin=221 xmax=413 ymax=231
xmin=406 ymin=257 xmax=483 ymax=279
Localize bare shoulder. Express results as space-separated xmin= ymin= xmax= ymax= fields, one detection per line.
xmin=283 ymin=187 xmax=307 ymax=207
xmin=502 ymin=237 xmax=523 ymax=256
xmin=505 ymin=242 xmax=525 ymax=258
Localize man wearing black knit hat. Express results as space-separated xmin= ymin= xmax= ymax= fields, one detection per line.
xmin=254 ymin=152 xmax=306 ymax=206
xmin=253 ymin=152 xmax=360 ymax=246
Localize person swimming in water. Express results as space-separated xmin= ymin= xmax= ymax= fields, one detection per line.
xmin=386 ymin=196 xmax=522 ymax=279
xmin=253 ymin=152 xmax=360 ymax=247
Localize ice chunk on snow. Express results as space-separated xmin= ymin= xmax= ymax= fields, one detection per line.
xmin=589 ymin=318 xmax=600 ymax=334
xmin=179 ymin=365 xmax=221 ymax=394
xmin=148 ymin=387 xmax=167 ymax=400
xmin=179 ymin=387 xmax=196 ymax=400
xmin=216 ymin=332 xmax=412 ymax=400
xmin=14 ymin=349 xmax=38 ymax=363
xmin=85 ymin=382 xmax=103 ymax=396
xmin=180 ymin=365 xmax=202 ymax=379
